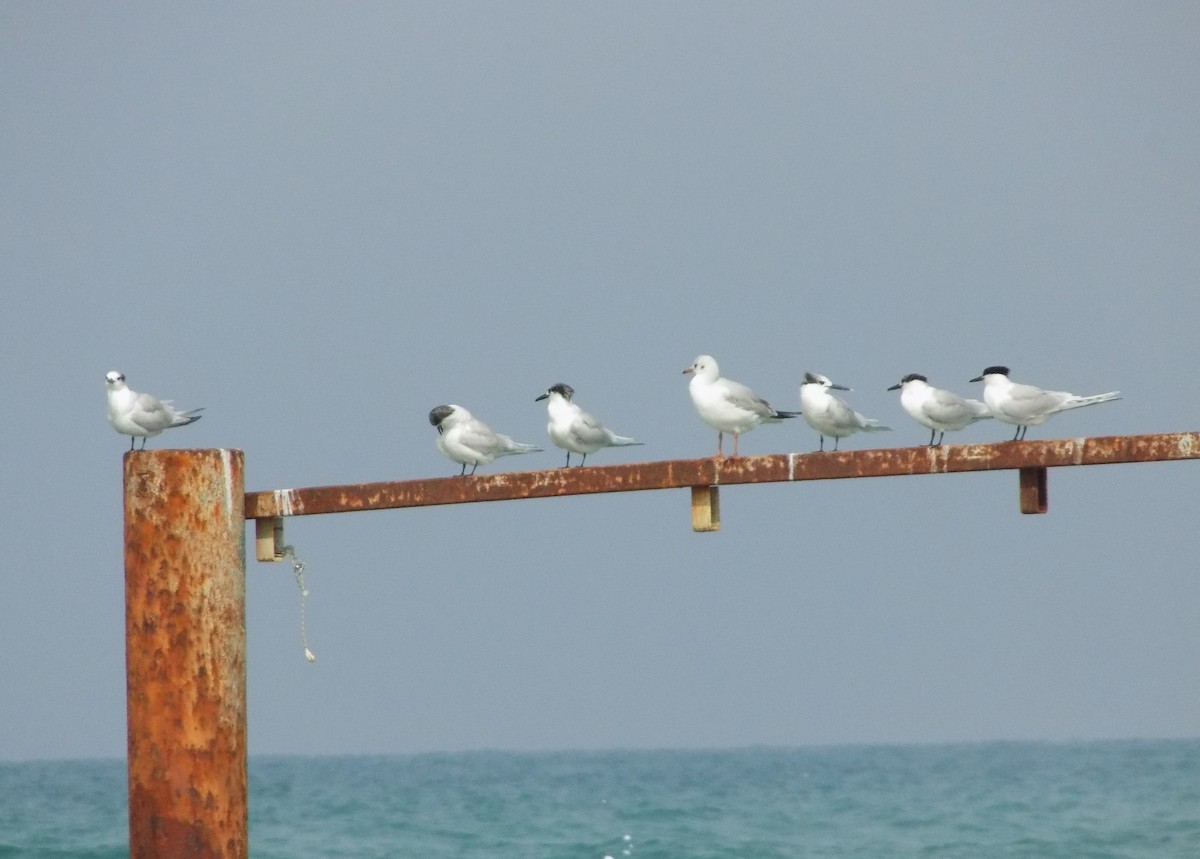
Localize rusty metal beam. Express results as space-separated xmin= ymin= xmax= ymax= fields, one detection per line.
xmin=244 ymin=431 xmax=1199 ymax=520
xmin=124 ymin=449 xmax=248 ymax=859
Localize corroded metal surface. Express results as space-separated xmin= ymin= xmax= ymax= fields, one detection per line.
xmin=1019 ymin=467 xmax=1049 ymax=514
xmin=244 ymin=432 xmax=1200 ymax=519
xmin=124 ymin=449 xmax=247 ymax=859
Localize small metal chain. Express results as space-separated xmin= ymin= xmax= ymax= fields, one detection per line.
xmin=280 ymin=545 xmax=317 ymax=662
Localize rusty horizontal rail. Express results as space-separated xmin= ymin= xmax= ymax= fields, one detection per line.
xmin=244 ymin=431 xmax=1198 ymax=520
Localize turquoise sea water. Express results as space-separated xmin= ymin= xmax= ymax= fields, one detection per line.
xmin=1 ymin=739 xmax=1197 ymax=858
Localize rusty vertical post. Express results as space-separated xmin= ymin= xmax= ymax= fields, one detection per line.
xmin=124 ymin=449 xmax=247 ymax=859
xmin=1019 ymin=466 xmax=1048 ymax=514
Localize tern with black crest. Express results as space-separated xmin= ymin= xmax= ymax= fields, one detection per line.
xmin=536 ymin=383 xmax=642 ymax=467
xmin=428 ymin=404 xmax=541 ymax=476
xmin=968 ymin=366 xmax=1121 ymax=441
xmin=799 ymin=372 xmax=891 ymax=452
xmin=888 ymin=373 xmax=991 ymax=446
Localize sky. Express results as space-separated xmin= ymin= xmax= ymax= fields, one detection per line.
xmin=2 ymin=3 xmax=1198 ymax=761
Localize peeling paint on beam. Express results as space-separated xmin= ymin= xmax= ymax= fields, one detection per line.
xmin=243 ymin=432 xmax=1200 ymax=520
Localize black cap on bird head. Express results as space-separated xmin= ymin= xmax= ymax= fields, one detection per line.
xmin=428 ymin=405 xmax=455 ymax=430
xmin=888 ymin=373 xmax=928 ymax=390
xmin=536 ymin=383 xmax=575 ymax=402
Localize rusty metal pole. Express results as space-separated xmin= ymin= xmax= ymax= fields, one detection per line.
xmin=124 ymin=449 xmax=247 ymax=859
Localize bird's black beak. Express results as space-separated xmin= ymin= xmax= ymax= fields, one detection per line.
xmin=887 ymin=383 xmax=901 ymax=391
xmin=535 ymin=393 xmax=549 ymax=402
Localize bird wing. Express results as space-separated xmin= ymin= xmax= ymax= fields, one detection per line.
xmin=720 ymin=379 xmax=774 ymax=418
xmin=131 ymin=392 xmax=173 ymax=432
xmin=459 ymin=420 xmax=502 ymax=456
xmin=828 ymin=397 xmax=864 ymax=429
xmin=922 ymin=389 xmax=974 ymax=425
xmin=570 ymin=410 xmax=611 ymax=448
xmin=965 ymin=398 xmax=991 ymax=417
xmin=1005 ymin=383 xmax=1067 ymax=418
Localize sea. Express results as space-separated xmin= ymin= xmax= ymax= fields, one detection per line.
xmin=1 ymin=739 xmax=1197 ymax=858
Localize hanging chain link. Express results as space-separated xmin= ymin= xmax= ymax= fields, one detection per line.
xmin=280 ymin=545 xmax=317 ymax=662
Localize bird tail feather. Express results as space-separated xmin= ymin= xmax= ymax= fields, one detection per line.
xmin=501 ymin=440 xmax=542 ymax=455
xmin=607 ymin=434 xmax=643 ymax=447
xmin=1061 ymin=392 xmax=1121 ymax=411
xmin=171 ymin=408 xmax=204 ymax=427
xmin=967 ymin=399 xmax=992 ymax=420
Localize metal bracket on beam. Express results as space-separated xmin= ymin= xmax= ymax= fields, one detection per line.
xmin=691 ymin=485 xmax=720 ymax=532
xmin=1019 ymin=467 xmax=1048 ymax=514
xmin=255 ymin=516 xmax=285 ymax=562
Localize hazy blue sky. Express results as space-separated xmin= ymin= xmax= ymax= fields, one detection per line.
xmin=3 ymin=3 xmax=1198 ymax=761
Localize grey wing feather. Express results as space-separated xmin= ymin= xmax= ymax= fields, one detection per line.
xmin=722 ymin=380 xmax=775 ymax=418
xmin=572 ymin=412 xmax=612 ymax=448
xmin=495 ymin=432 xmax=542 ymax=454
xmin=964 ymin=398 xmax=991 ymax=418
xmin=134 ymin=392 xmax=167 ymax=414
xmin=461 ymin=422 xmax=503 ymax=455
xmin=827 ymin=398 xmax=858 ymax=427
xmin=1008 ymin=384 xmax=1066 ymax=413
xmin=925 ymin=390 xmax=985 ymax=424
xmin=132 ymin=393 xmax=174 ymax=431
